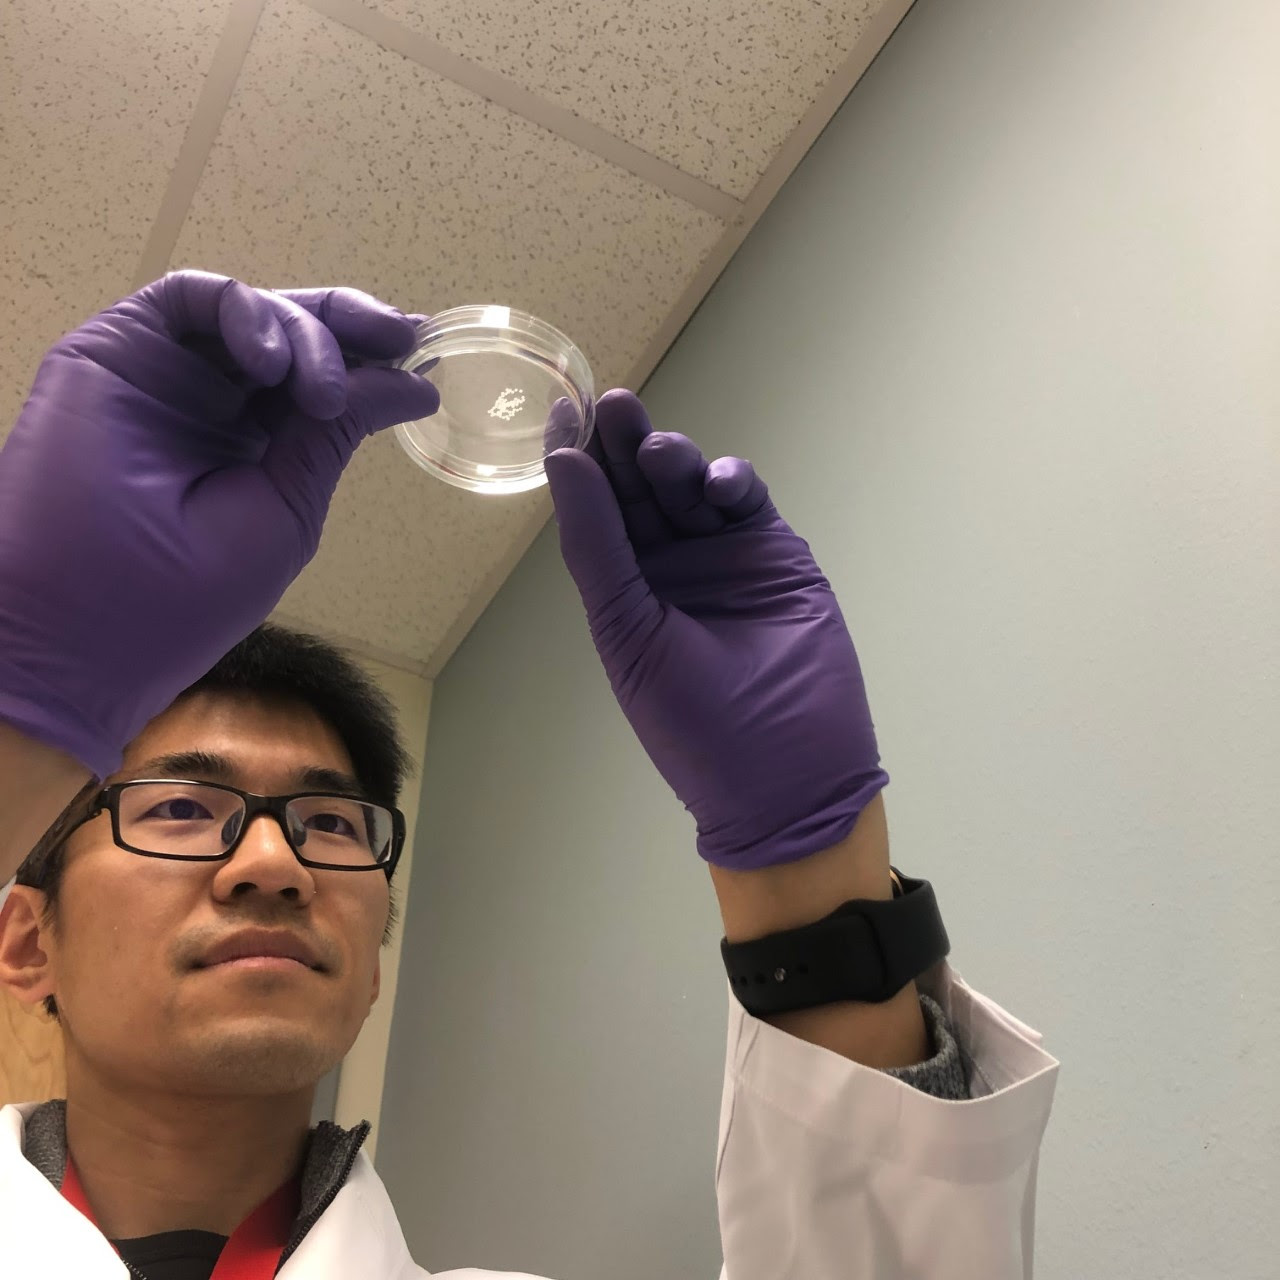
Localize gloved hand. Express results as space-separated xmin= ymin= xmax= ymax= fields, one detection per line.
xmin=545 ymin=390 xmax=887 ymax=870
xmin=0 ymin=270 xmax=438 ymax=778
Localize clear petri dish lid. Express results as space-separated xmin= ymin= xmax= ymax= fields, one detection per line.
xmin=393 ymin=305 xmax=595 ymax=495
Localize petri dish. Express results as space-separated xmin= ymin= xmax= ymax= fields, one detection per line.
xmin=394 ymin=305 xmax=595 ymax=495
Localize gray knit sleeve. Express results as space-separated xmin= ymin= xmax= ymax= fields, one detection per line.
xmin=880 ymin=995 xmax=969 ymax=1100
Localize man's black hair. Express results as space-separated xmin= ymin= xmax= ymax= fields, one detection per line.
xmin=14 ymin=623 xmax=411 ymax=1018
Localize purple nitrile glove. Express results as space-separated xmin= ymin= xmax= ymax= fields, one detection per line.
xmin=0 ymin=270 xmax=438 ymax=778
xmin=544 ymin=389 xmax=887 ymax=871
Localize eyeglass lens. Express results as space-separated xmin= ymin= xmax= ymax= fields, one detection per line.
xmin=115 ymin=782 xmax=392 ymax=867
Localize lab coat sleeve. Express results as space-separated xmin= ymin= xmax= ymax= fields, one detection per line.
xmin=714 ymin=962 xmax=1059 ymax=1280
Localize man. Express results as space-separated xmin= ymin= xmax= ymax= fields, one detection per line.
xmin=0 ymin=272 xmax=1057 ymax=1278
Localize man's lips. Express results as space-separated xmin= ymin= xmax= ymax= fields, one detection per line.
xmin=194 ymin=928 xmax=326 ymax=972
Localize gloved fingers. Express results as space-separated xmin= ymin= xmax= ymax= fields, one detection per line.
xmin=544 ymin=446 xmax=661 ymax=631
xmin=635 ymin=432 xmax=727 ymax=537
xmin=274 ymin=287 xmax=419 ymax=362
xmin=594 ymin=389 xmax=671 ymax=549
xmin=342 ymin=366 xmax=439 ymax=437
xmin=63 ymin=273 xmax=266 ymax=423
xmin=257 ymin=368 xmax=439 ymax=529
xmin=260 ymin=292 xmax=350 ymax=420
xmin=214 ymin=279 xmax=292 ymax=387
xmin=705 ymin=455 xmax=773 ymax=523
xmin=138 ymin=270 xmax=292 ymax=388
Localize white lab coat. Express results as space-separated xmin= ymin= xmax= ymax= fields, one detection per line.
xmin=0 ymin=963 xmax=1058 ymax=1279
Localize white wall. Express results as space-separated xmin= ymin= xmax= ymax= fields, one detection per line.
xmin=377 ymin=1 xmax=1280 ymax=1276
xmin=331 ymin=656 xmax=433 ymax=1161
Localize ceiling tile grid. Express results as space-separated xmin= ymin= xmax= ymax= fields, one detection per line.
xmin=0 ymin=0 xmax=233 ymax=427
xmin=169 ymin=0 xmax=726 ymax=666
xmin=363 ymin=0 xmax=888 ymax=198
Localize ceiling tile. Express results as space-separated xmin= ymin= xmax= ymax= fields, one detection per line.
xmin=171 ymin=0 xmax=724 ymax=668
xmin=362 ymin=0 xmax=888 ymax=198
xmin=0 ymin=0 xmax=234 ymax=429
xmin=272 ymin=431 xmax=551 ymax=673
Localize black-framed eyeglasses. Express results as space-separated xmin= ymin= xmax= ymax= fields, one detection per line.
xmin=65 ymin=780 xmax=405 ymax=878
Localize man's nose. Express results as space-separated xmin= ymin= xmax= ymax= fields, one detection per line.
xmin=213 ymin=811 xmax=315 ymax=901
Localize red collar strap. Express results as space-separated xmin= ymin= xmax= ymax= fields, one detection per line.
xmin=62 ymin=1157 xmax=300 ymax=1280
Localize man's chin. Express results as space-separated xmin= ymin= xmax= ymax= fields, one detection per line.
xmin=180 ymin=1018 xmax=351 ymax=1096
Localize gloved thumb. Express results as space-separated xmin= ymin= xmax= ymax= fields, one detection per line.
xmin=545 ymin=447 xmax=660 ymax=636
xmin=341 ymin=364 xmax=440 ymax=439
xmin=260 ymin=366 xmax=438 ymax=537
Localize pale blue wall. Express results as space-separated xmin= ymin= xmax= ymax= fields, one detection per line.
xmin=378 ymin=1 xmax=1280 ymax=1276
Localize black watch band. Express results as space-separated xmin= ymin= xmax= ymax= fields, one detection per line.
xmin=720 ymin=869 xmax=949 ymax=1016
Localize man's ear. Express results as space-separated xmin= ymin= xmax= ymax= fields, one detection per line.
xmin=369 ymin=953 xmax=381 ymax=1010
xmin=0 ymin=888 xmax=57 ymax=1008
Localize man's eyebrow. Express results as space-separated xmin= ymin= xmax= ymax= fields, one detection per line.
xmin=120 ymin=752 xmax=366 ymax=797
xmin=122 ymin=750 xmax=234 ymax=782
xmin=296 ymin=766 xmax=366 ymax=797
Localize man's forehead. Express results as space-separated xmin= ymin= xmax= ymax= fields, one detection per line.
xmin=117 ymin=691 xmax=356 ymax=786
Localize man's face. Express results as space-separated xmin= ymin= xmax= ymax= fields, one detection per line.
xmin=23 ymin=691 xmax=388 ymax=1098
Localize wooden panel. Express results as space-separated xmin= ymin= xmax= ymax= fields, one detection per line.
xmin=0 ymin=987 xmax=64 ymax=1106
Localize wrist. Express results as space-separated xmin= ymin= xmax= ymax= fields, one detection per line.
xmin=710 ymin=794 xmax=933 ymax=1069
xmin=709 ymin=793 xmax=893 ymax=944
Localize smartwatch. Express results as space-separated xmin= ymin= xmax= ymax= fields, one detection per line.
xmin=720 ymin=869 xmax=949 ymax=1016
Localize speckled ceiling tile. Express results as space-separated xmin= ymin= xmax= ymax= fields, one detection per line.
xmin=272 ymin=431 xmax=553 ymax=676
xmin=170 ymin=0 xmax=724 ymax=670
xmin=0 ymin=0 xmax=234 ymax=430
xmin=363 ymin=0 xmax=888 ymax=199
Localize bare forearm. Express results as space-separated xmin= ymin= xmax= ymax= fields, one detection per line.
xmin=709 ymin=793 xmax=930 ymax=1069
xmin=0 ymin=719 xmax=89 ymax=885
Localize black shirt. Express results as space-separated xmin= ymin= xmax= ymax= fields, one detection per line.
xmin=112 ymin=1229 xmax=229 ymax=1280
